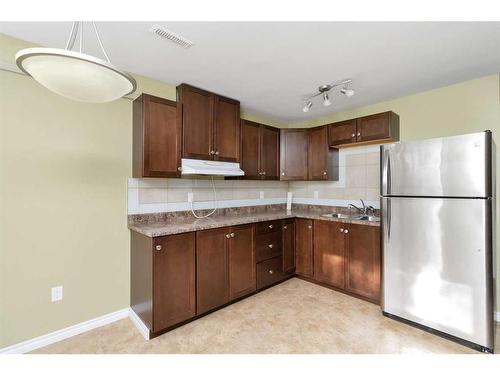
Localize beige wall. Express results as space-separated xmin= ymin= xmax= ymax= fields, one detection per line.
xmin=290 ymin=74 xmax=500 ymax=310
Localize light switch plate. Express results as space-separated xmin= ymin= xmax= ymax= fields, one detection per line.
xmin=259 ymin=191 xmax=265 ymax=199
xmin=51 ymin=286 xmax=63 ymax=302
xmin=187 ymin=192 xmax=194 ymax=203
xmin=314 ymin=190 xmax=319 ymax=199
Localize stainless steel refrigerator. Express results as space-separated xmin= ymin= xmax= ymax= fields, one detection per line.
xmin=380 ymin=131 xmax=495 ymax=353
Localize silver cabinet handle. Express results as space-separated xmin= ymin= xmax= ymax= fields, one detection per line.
xmin=351 ymin=133 xmax=356 ymax=137
xmin=230 ymin=232 xmax=235 ymax=238
xmin=268 ymin=269 xmax=274 ymax=275
xmin=262 ymin=171 xmax=266 ymax=175
xmin=283 ymin=225 xmax=287 ymax=229
xmin=268 ymin=244 xmax=273 ymax=248
xmin=323 ymin=171 xmax=327 ymax=175
xmin=225 ymin=234 xmax=231 ymax=238
xmin=344 ymin=229 xmax=349 ymax=234
xmin=268 ymin=224 xmax=273 ymax=229
xmin=215 ymin=150 xmax=219 ymax=155
xmin=340 ymin=228 xmax=344 ymax=233
xmin=210 ymin=150 xmax=215 ymax=155
xmin=357 ymin=132 xmax=361 ymax=137
xmin=281 ymin=172 xmax=285 ymax=176
xmin=308 ymin=225 xmax=312 ymax=229
xmin=155 ymin=245 xmax=162 ymax=251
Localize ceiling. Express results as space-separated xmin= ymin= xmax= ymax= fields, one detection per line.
xmin=1 ymin=22 xmax=500 ymax=123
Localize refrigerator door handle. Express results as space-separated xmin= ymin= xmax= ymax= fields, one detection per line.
xmin=382 ymin=148 xmax=391 ymax=195
xmin=387 ymin=152 xmax=392 ymax=195
xmin=387 ymin=198 xmax=391 ymax=239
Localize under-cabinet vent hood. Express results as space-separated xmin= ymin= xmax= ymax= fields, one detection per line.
xmin=180 ymin=158 xmax=245 ymax=176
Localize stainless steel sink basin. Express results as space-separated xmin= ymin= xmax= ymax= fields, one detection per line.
xmin=321 ymin=213 xmax=351 ymax=219
xmin=353 ymin=215 xmax=380 ymax=222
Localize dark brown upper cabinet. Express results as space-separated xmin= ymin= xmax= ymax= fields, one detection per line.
xmin=241 ymin=120 xmax=279 ymax=180
xmin=328 ymin=111 xmax=400 ymax=148
xmin=177 ymin=83 xmax=240 ymax=163
xmin=132 ymin=94 xmax=181 ymax=178
xmin=279 ymin=128 xmax=308 ymax=181
xmin=308 ymin=126 xmax=339 ymax=181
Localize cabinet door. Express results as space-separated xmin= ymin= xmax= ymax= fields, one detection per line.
xmin=179 ymin=85 xmax=214 ymax=160
xmin=345 ymin=224 xmax=381 ymax=302
xmin=356 ymin=112 xmax=392 ymax=143
xmin=240 ymin=120 xmax=261 ymax=179
xmin=282 ymin=219 xmax=295 ymax=274
xmin=196 ymin=228 xmax=229 ymax=314
xmin=280 ymin=129 xmax=308 ymax=180
xmin=313 ymin=220 xmax=345 ymax=288
xmin=214 ymin=96 xmax=240 ymax=162
xmin=261 ymin=125 xmax=280 ymax=180
xmin=328 ymin=119 xmax=357 ymax=147
xmin=295 ymin=218 xmax=314 ymax=277
xmin=308 ymin=126 xmax=329 ymax=180
xmin=133 ymin=94 xmax=180 ymax=178
xmin=228 ymin=224 xmax=256 ymax=300
xmin=153 ymin=232 xmax=196 ymax=331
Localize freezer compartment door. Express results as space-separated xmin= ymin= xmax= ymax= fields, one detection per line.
xmin=381 ymin=131 xmax=491 ymax=197
xmin=381 ymin=197 xmax=493 ymax=349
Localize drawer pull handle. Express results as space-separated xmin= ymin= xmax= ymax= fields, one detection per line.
xmin=268 ymin=244 xmax=273 ymax=248
xmin=155 ymin=245 xmax=162 ymax=251
xmin=230 ymin=232 xmax=235 ymax=238
xmin=344 ymin=229 xmax=349 ymax=234
xmin=268 ymin=224 xmax=273 ymax=229
xmin=283 ymin=225 xmax=287 ymax=229
xmin=268 ymin=269 xmax=274 ymax=275
xmin=340 ymin=228 xmax=344 ymax=233
xmin=225 ymin=234 xmax=231 ymax=238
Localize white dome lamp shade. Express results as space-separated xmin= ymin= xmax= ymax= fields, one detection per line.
xmin=15 ymin=22 xmax=136 ymax=103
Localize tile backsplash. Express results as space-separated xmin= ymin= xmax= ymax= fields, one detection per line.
xmin=128 ymin=145 xmax=381 ymax=214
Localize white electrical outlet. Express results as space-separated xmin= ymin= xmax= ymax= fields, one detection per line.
xmin=314 ymin=190 xmax=319 ymax=199
xmin=51 ymin=286 xmax=63 ymax=302
xmin=259 ymin=191 xmax=265 ymax=199
xmin=187 ymin=192 xmax=194 ymax=203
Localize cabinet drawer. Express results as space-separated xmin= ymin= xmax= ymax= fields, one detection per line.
xmin=256 ymin=231 xmax=282 ymax=262
xmin=256 ymin=220 xmax=282 ymax=235
xmin=257 ymin=256 xmax=284 ymax=289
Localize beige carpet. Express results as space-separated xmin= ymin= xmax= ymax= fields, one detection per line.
xmin=32 ymin=278 xmax=498 ymax=354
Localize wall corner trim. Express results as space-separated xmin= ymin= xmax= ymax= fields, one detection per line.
xmin=0 ymin=308 xmax=130 ymax=354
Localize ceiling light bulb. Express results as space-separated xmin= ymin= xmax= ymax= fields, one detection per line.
xmin=341 ymin=87 xmax=355 ymax=97
xmin=322 ymin=92 xmax=331 ymax=106
xmin=302 ymin=101 xmax=313 ymax=113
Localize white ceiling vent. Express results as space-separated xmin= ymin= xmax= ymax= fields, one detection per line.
xmin=149 ymin=24 xmax=194 ymax=49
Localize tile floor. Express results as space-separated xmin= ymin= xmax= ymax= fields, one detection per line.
xmin=32 ymin=278 xmax=498 ymax=354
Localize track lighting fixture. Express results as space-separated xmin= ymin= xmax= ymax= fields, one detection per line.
xmin=301 ymin=78 xmax=354 ymax=113
xmin=302 ymin=100 xmax=313 ymax=113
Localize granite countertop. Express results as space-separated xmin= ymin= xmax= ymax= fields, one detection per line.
xmin=128 ymin=204 xmax=380 ymax=238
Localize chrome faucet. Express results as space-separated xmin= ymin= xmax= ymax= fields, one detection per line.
xmin=348 ymin=199 xmax=375 ymax=216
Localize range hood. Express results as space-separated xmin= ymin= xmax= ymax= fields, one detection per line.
xmin=180 ymin=158 xmax=245 ymax=176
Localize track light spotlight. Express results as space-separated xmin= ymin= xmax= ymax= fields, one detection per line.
xmin=302 ymin=101 xmax=313 ymax=112
xmin=322 ymin=92 xmax=331 ymax=106
xmin=340 ymin=87 xmax=355 ymax=97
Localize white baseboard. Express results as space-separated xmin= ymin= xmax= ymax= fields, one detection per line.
xmin=0 ymin=308 xmax=130 ymax=354
xmin=129 ymin=308 xmax=150 ymax=340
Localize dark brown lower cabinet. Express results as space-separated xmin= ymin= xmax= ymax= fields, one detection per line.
xmin=196 ymin=228 xmax=229 ymax=314
xmin=313 ymin=220 xmax=345 ymax=289
xmin=130 ymin=231 xmax=196 ymax=334
xmin=282 ymin=219 xmax=295 ymax=274
xmin=197 ymin=224 xmax=256 ymax=315
xmin=295 ymin=218 xmax=314 ymax=277
xmin=345 ymin=223 xmax=381 ymax=301
xmin=228 ymin=224 xmax=256 ymax=300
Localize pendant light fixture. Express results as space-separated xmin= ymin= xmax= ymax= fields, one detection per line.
xmin=15 ymin=22 xmax=136 ymax=103
xmin=301 ymin=78 xmax=354 ymax=113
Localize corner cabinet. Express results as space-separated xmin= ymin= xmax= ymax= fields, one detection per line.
xmin=308 ymin=126 xmax=339 ymax=181
xmin=240 ymin=120 xmax=279 ymax=179
xmin=328 ymin=111 xmax=399 ymax=148
xmin=177 ymin=83 xmax=240 ymax=162
xmin=132 ymin=94 xmax=181 ymax=178
xmin=279 ymin=129 xmax=309 ymax=180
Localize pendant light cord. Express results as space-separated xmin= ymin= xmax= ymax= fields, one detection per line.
xmin=64 ymin=21 xmax=111 ymax=63
xmin=190 ymin=177 xmax=218 ymax=219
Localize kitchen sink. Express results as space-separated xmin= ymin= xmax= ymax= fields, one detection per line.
xmin=353 ymin=215 xmax=380 ymax=222
xmin=321 ymin=213 xmax=351 ymax=219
